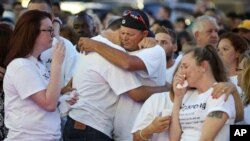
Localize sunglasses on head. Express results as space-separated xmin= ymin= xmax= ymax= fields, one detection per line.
xmin=123 ymin=10 xmax=147 ymax=28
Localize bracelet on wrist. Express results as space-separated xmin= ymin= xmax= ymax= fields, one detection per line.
xmin=140 ymin=130 xmax=148 ymax=141
xmin=53 ymin=19 xmax=62 ymax=26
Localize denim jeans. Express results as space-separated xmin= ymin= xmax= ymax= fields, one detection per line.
xmin=63 ymin=116 xmax=113 ymax=141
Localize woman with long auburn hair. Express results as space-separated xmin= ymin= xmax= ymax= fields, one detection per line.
xmin=3 ymin=10 xmax=65 ymax=141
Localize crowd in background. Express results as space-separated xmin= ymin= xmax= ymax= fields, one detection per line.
xmin=0 ymin=0 xmax=250 ymax=141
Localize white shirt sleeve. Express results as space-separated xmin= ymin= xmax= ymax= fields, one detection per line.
xmin=131 ymin=94 xmax=157 ymax=133
xmin=131 ymin=92 xmax=172 ymax=133
xmin=207 ymin=94 xmax=236 ymax=120
xmin=133 ymin=45 xmax=166 ymax=79
xmin=10 ymin=61 xmax=46 ymax=99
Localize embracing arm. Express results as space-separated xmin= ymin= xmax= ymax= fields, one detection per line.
xmin=61 ymin=78 xmax=74 ymax=94
xmin=78 ymin=38 xmax=146 ymax=71
xmin=212 ymin=82 xmax=244 ymax=122
xmin=127 ymin=84 xmax=169 ymax=102
xmin=232 ymin=89 xmax=244 ymax=122
xmin=199 ymin=111 xmax=228 ymax=141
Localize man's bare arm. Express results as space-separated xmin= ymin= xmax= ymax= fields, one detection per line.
xmin=78 ymin=38 xmax=147 ymax=71
xmin=127 ymin=83 xmax=170 ymax=102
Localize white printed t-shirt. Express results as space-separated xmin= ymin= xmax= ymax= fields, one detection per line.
xmin=132 ymin=92 xmax=173 ymax=141
xmin=113 ymin=45 xmax=167 ymax=141
xmin=40 ymin=36 xmax=77 ymax=88
xmin=69 ymin=35 xmax=142 ymax=138
xmin=180 ymin=87 xmax=235 ymax=141
xmin=3 ymin=56 xmax=61 ymax=141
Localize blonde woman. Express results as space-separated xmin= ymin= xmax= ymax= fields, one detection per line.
xmin=237 ymin=50 xmax=250 ymax=124
xmin=170 ymin=45 xmax=236 ymax=141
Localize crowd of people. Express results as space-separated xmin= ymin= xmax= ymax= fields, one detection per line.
xmin=0 ymin=0 xmax=250 ymax=141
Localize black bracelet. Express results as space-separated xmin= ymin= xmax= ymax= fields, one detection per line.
xmin=53 ymin=19 xmax=62 ymax=26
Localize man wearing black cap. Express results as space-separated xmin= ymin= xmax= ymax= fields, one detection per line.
xmin=78 ymin=9 xmax=167 ymax=141
xmin=63 ymin=16 xmax=168 ymax=141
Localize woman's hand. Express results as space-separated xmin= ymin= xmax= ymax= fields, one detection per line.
xmin=149 ymin=116 xmax=171 ymax=133
xmin=66 ymin=90 xmax=79 ymax=105
xmin=212 ymin=82 xmax=237 ymax=101
xmin=173 ymin=73 xmax=187 ymax=99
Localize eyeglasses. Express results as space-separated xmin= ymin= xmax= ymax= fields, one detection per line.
xmin=236 ymin=68 xmax=244 ymax=72
xmin=40 ymin=28 xmax=54 ymax=37
xmin=236 ymin=67 xmax=245 ymax=74
xmin=123 ymin=10 xmax=147 ymax=28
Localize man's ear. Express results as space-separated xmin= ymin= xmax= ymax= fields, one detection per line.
xmin=194 ymin=31 xmax=199 ymax=40
xmin=142 ymin=30 xmax=149 ymax=37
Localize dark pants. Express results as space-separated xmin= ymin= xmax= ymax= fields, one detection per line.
xmin=63 ymin=116 xmax=113 ymax=141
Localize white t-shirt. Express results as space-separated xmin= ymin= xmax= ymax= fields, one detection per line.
xmin=69 ymin=35 xmax=142 ymax=138
xmin=180 ymin=87 xmax=235 ymax=141
xmin=229 ymin=75 xmax=243 ymax=99
xmin=40 ymin=36 xmax=78 ymax=88
xmin=237 ymin=103 xmax=250 ymax=125
xmin=129 ymin=45 xmax=166 ymax=85
xmin=3 ymin=56 xmax=61 ymax=141
xmin=244 ymin=104 xmax=250 ymax=124
xmin=230 ymin=75 xmax=249 ymax=125
xmin=113 ymin=45 xmax=167 ymax=141
xmin=132 ymin=92 xmax=173 ymax=141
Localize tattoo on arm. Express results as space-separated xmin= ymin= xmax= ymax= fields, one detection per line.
xmin=207 ymin=111 xmax=223 ymax=119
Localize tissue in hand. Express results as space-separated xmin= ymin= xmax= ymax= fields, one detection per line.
xmin=161 ymin=109 xmax=172 ymax=116
xmin=176 ymin=80 xmax=188 ymax=89
xmin=58 ymin=90 xmax=77 ymax=116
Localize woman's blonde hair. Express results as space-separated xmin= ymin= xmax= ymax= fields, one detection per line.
xmin=239 ymin=50 xmax=250 ymax=105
